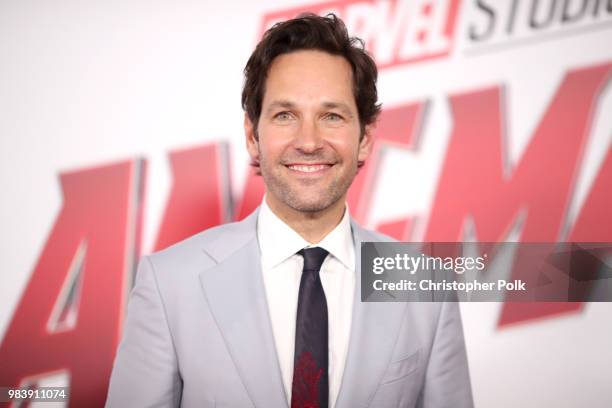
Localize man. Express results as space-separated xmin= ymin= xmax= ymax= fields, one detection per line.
xmin=106 ymin=13 xmax=473 ymax=408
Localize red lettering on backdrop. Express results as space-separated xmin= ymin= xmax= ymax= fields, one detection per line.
xmin=154 ymin=144 xmax=230 ymax=251
xmin=425 ymin=63 xmax=612 ymax=327
xmin=0 ymin=160 xmax=145 ymax=407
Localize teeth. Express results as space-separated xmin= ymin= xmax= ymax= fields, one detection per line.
xmin=288 ymin=164 xmax=330 ymax=173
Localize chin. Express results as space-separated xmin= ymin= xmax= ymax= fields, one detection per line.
xmin=285 ymin=194 xmax=339 ymax=213
xmin=290 ymin=202 xmax=331 ymax=213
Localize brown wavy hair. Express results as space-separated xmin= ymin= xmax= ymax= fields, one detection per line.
xmin=241 ymin=13 xmax=381 ymax=139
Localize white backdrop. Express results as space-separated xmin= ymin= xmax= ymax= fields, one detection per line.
xmin=1 ymin=0 xmax=611 ymax=406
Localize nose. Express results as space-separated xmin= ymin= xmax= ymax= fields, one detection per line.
xmin=293 ymin=118 xmax=324 ymax=153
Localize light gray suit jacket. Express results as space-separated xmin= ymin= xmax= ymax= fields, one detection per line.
xmin=106 ymin=208 xmax=473 ymax=408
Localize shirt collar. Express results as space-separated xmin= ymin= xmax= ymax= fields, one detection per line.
xmin=257 ymin=196 xmax=355 ymax=271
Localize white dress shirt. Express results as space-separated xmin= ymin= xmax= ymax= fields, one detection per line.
xmin=256 ymin=198 xmax=355 ymax=408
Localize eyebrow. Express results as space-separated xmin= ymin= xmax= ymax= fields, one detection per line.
xmin=265 ymin=99 xmax=355 ymax=117
xmin=322 ymin=101 xmax=354 ymax=117
xmin=265 ymin=100 xmax=296 ymax=115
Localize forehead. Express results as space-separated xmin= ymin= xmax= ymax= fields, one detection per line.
xmin=263 ymin=50 xmax=356 ymax=108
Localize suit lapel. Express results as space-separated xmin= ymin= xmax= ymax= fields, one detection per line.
xmin=335 ymin=221 xmax=408 ymax=408
xmin=198 ymin=209 xmax=288 ymax=408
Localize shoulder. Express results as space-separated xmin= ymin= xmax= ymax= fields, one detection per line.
xmin=152 ymin=221 xmax=236 ymax=256
xmin=350 ymin=219 xmax=397 ymax=243
xmin=144 ymin=209 xmax=259 ymax=278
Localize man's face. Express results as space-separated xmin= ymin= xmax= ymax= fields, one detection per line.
xmin=245 ymin=50 xmax=372 ymax=215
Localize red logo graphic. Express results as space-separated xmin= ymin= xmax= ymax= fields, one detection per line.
xmin=260 ymin=0 xmax=462 ymax=68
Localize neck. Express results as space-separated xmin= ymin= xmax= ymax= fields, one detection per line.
xmin=265 ymin=194 xmax=346 ymax=244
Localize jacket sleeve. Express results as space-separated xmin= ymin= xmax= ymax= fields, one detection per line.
xmin=105 ymin=256 xmax=182 ymax=407
xmin=417 ymin=301 xmax=474 ymax=408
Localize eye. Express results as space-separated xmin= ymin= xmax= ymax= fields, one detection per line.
xmin=324 ymin=112 xmax=344 ymax=121
xmin=273 ymin=111 xmax=294 ymax=121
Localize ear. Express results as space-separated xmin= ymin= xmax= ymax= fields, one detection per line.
xmin=244 ymin=113 xmax=260 ymax=163
xmin=358 ymin=123 xmax=375 ymax=163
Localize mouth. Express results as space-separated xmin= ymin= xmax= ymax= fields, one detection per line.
xmin=284 ymin=163 xmax=334 ymax=175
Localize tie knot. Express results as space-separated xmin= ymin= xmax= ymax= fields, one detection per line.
xmin=298 ymin=247 xmax=329 ymax=272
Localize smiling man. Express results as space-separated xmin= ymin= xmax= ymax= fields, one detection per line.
xmin=106 ymin=13 xmax=473 ymax=408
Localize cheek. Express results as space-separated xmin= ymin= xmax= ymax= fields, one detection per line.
xmin=257 ymin=124 xmax=296 ymax=158
xmin=327 ymin=138 xmax=361 ymax=162
xmin=324 ymin=125 xmax=361 ymax=150
xmin=258 ymin=137 xmax=290 ymax=162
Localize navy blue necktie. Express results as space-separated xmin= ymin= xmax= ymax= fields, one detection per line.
xmin=291 ymin=247 xmax=329 ymax=408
